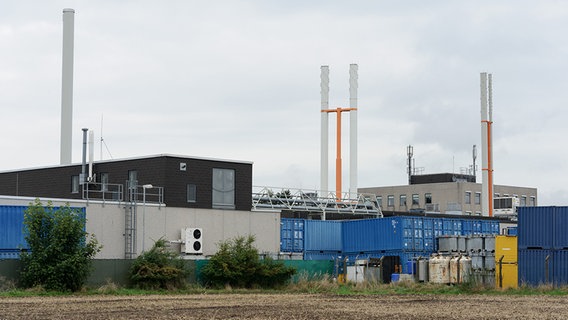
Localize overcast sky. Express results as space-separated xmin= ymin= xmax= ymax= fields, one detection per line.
xmin=1 ymin=1 xmax=567 ymax=205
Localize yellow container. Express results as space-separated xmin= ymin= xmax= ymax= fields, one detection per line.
xmin=496 ymin=263 xmax=518 ymax=289
xmin=496 ymin=235 xmax=517 ymax=263
xmin=495 ymin=235 xmax=518 ymax=288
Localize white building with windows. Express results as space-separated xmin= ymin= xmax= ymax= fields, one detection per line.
xmin=359 ymin=173 xmax=537 ymax=216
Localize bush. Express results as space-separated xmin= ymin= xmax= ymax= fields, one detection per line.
xmin=20 ymin=200 xmax=101 ymax=292
xmin=201 ymin=235 xmax=295 ymax=289
xmin=129 ymin=238 xmax=189 ymax=290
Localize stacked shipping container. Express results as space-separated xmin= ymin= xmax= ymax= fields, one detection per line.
xmin=518 ymin=206 xmax=568 ymax=286
xmin=281 ymin=216 xmax=500 ymax=274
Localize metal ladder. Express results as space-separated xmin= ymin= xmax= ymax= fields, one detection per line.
xmin=124 ymin=181 xmax=137 ymax=259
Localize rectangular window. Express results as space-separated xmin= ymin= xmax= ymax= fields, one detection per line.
xmin=465 ymin=191 xmax=471 ymax=204
xmin=212 ymin=168 xmax=235 ymax=209
xmin=425 ymin=193 xmax=432 ymax=204
xmin=71 ymin=175 xmax=79 ymax=193
xmin=475 ymin=211 xmax=482 ymax=216
xmin=187 ymin=184 xmax=197 ymax=203
xmin=377 ymin=196 xmax=382 ymax=208
xmin=521 ymin=195 xmax=527 ymax=206
xmin=474 ymin=192 xmax=481 ymax=205
xmin=387 ymin=195 xmax=394 ymax=207
xmin=465 ymin=211 xmax=472 ymax=216
xmin=400 ymin=194 xmax=407 ymax=206
xmin=100 ymin=172 xmax=109 ymax=192
xmin=494 ymin=193 xmax=500 ymax=198
xmin=530 ymin=196 xmax=536 ymax=206
xmin=412 ymin=194 xmax=419 ymax=206
xmin=128 ymin=170 xmax=138 ymax=189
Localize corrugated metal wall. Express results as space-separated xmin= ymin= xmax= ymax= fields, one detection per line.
xmin=0 ymin=205 xmax=86 ymax=259
xmin=517 ymin=206 xmax=568 ymax=286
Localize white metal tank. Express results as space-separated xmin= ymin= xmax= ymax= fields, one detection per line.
xmin=450 ymin=256 xmax=472 ymax=284
xmin=429 ymin=254 xmax=450 ymax=284
xmin=418 ymin=258 xmax=429 ymax=282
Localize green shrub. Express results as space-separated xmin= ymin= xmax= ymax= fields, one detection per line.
xmin=201 ymin=235 xmax=296 ymax=289
xmin=20 ymin=200 xmax=101 ymax=292
xmin=129 ymin=238 xmax=189 ymax=290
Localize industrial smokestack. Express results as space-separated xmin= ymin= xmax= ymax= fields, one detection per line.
xmin=349 ymin=64 xmax=358 ymax=199
xmin=320 ymin=66 xmax=330 ymax=196
xmin=480 ymin=72 xmax=494 ymax=217
xmin=60 ymin=8 xmax=75 ymax=165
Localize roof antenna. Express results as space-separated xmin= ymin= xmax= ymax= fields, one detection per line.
xmin=100 ymin=114 xmax=113 ymax=160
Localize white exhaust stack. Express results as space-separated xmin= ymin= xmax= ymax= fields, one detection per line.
xmin=480 ymin=72 xmax=494 ymax=217
xmin=349 ymin=64 xmax=358 ymax=198
xmin=320 ymin=66 xmax=330 ymax=196
xmin=60 ymin=8 xmax=75 ymax=165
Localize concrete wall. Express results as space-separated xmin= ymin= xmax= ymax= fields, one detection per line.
xmin=0 ymin=196 xmax=280 ymax=259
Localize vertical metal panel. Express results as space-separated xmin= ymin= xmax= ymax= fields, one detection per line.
xmin=304 ymin=220 xmax=342 ymax=252
xmin=518 ymin=206 xmax=554 ymax=249
xmin=518 ymin=249 xmax=553 ymax=286
xmin=280 ymin=218 xmax=305 ymax=253
xmin=0 ymin=206 xmax=28 ymax=251
xmin=554 ymin=207 xmax=568 ymax=249
xmin=553 ymin=250 xmax=568 ymax=286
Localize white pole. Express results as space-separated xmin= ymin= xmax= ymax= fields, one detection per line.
xmin=349 ymin=64 xmax=358 ymax=199
xmin=320 ymin=66 xmax=329 ymax=198
xmin=480 ymin=72 xmax=489 ymax=216
xmin=88 ymin=130 xmax=94 ymax=180
xmin=60 ymin=8 xmax=75 ymax=165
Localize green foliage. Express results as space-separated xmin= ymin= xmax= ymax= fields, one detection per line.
xmin=201 ymin=235 xmax=296 ymax=289
xmin=129 ymin=238 xmax=189 ymax=290
xmin=20 ymin=199 xmax=101 ymax=292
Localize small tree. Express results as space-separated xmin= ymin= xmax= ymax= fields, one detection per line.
xmin=201 ymin=235 xmax=296 ymax=289
xmin=20 ymin=199 xmax=101 ymax=292
xmin=130 ymin=238 xmax=189 ymax=290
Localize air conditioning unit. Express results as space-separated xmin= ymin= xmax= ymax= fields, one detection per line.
xmin=184 ymin=228 xmax=203 ymax=254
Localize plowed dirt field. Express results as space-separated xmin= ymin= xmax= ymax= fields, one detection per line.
xmin=1 ymin=293 xmax=567 ymax=319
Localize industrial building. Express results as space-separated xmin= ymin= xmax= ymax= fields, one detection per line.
xmin=0 ymin=154 xmax=280 ymax=259
xmin=359 ymin=173 xmax=537 ymax=216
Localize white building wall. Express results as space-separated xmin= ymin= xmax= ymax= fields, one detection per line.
xmin=0 ymin=196 xmax=280 ymax=259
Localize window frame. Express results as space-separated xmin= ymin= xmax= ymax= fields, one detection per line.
xmin=71 ymin=175 xmax=79 ymax=194
xmin=187 ymin=184 xmax=197 ymax=203
xmin=212 ymin=168 xmax=236 ymax=209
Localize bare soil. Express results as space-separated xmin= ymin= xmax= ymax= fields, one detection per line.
xmin=1 ymin=293 xmax=567 ymax=319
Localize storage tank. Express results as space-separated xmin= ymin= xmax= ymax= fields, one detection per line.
xmin=450 ymin=255 xmax=472 ymax=284
xmin=429 ymin=254 xmax=450 ymax=284
xmin=417 ymin=258 xmax=429 ymax=282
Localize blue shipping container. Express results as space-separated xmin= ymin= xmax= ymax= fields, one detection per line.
xmin=304 ymin=220 xmax=342 ymax=252
xmin=554 ymin=207 xmax=568 ymax=250
xmin=518 ymin=207 xmax=555 ymax=249
xmin=342 ymin=217 xmax=428 ymax=252
xmin=280 ymin=218 xmax=304 ymax=252
xmin=0 ymin=206 xmax=27 ymax=251
xmin=552 ymin=250 xmax=568 ymax=286
xmin=518 ymin=249 xmax=553 ymax=286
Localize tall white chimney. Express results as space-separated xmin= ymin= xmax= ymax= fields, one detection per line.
xmin=480 ymin=72 xmax=494 ymax=217
xmin=320 ymin=66 xmax=330 ymax=196
xmin=349 ymin=64 xmax=358 ymax=198
xmin=60 ymin=8 xmax=75 ymax=165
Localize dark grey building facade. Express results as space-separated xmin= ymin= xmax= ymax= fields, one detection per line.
xmin=0 ymin=154 xmax=253 ymax=211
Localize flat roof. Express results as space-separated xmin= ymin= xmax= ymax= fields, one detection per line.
xmin=0 ymin=153 xmax=253 ymax=174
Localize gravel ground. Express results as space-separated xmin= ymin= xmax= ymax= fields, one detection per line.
xmin=1 ymin=293 xmax=568 ymax=320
